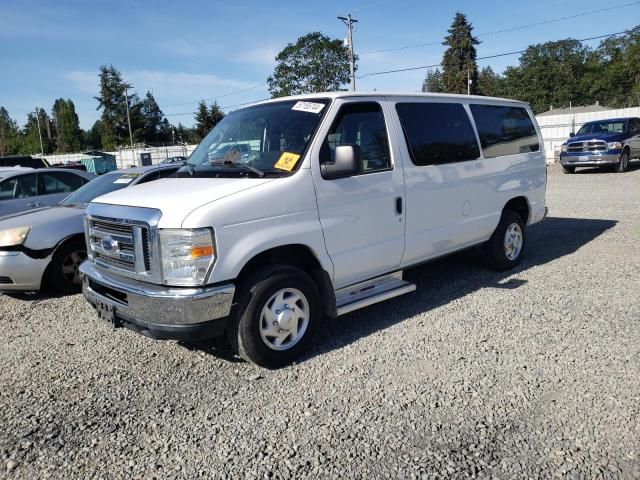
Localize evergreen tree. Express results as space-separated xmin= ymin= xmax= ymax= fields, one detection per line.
xmin=194 ymin=100 xmax=211 ymax=141
xmin=0 ymin=107 xmax=22 ymax=155
xmin=477 ymin=66 xmax=505 ymax=97
xmin=441 ymin=13 xmax=480 ymax=94
xmin=140 ymin=91 xmax=167 ymax=145
xmin=209 ymin=102 xmax=225 ymax=129
xmin=21 ymin=109 xmax=54 ymax=155
xmin=94 ymin=65 xmax=141 ymax=149
xmin=52 ymin=98 xmax=82 ymax=152
xmin=421 ymin=68 xmax=445 ymax=92
xmin=85 ymin=120 xmax=104 ymax=150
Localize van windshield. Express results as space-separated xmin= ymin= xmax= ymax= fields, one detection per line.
xmin=182 ymin=99 xmax=330 ymax=177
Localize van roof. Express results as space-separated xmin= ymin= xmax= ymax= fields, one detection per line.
xmin=244 ymin=91 xmax=530 ymax=109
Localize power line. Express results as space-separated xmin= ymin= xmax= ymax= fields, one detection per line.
xmin=357 ymin=30 xmax=629 ymax=79
xmin=159 ymin=83 xmax=267 ymax=109
xmin=360 ymin=1 xmax=640 ymax=55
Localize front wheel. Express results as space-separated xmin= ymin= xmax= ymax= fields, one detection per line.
xmin=48 ymin=240 xmax=87 ymax=294
xmin=227 ymin=265 xmax=321 ymax=368
xmin=483 ymin=210 xmax=526 ymax=271
xmin=615 ymin=150 xmax=630 ymax=173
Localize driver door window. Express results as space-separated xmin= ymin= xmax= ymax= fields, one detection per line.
xmin=0 ymin=174 xmax=38 ymax=200
xmin=322 ymin=102 xmax=391 ymax=174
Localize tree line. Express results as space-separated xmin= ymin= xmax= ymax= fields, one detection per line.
xmin=1 ymin=14 xmax=639 ymax=156
xmin=0 ymin=65 xmax=225 ymax=156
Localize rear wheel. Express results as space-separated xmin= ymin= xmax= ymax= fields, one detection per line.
xmin=561 ymin=165 xmax=575 ymax=174
xmin=48 ymin=240 xmax=87 ymax=294
xmin=615 ymin=150 xmax=630 ymax=173
xmin=227 ymin=265 xmax=321 ymax=368
xmin=483 ymin=210 xmax=526 ymax=271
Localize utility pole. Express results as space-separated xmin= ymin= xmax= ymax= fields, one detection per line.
xmin=338 ymin=14 xmax=358 ymax=91
xmin=34 ymin=107 xmax=44 ymax=156
xmin=123 ymin=84 xmax=134 ymax=149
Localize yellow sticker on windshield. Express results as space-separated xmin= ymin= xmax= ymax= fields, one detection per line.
xmin=274 ymin=152 xmax=301 ymax=171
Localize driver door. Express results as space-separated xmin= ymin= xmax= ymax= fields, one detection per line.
xmin=311 ymin=99 xmax=406 ymax=289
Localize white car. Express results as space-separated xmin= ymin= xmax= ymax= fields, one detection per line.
xmin=0 ymin=165 xmax=180 ymax=293
xmin=80 ymin=92 xmax=547 ymax=368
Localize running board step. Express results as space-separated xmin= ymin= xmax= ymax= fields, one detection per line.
xmin=335 ymin=271 xmax=416 ymax=316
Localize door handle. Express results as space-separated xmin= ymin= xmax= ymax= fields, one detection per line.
xmin=395 ymin=197 xmax=403 ymax=215
xmin=27 ymin=202 xmax=42 ymax=208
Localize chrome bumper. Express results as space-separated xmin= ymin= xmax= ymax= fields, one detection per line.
xmin=560 ymin=153 xmax=619 ymax=166
xmin=0 ymin=251 xmax=50 ymax=291
xmin=80 ymin=261 xmax=235 ymax=328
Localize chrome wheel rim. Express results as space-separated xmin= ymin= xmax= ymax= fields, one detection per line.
xmin=62 ymin=250 xmax=87 ymax=285
xmin=259 ymin=288 xmax=309 ymax=351
xmin=504 ymin=223 xmax=523 ymax=261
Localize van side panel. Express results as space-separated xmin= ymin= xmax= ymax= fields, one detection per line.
xmin=388 ymin=97 xmax=546 ymax=267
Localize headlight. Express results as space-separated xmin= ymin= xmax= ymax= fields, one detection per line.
xmin=561 ymin=144 xmax=567 ymax=153
xmin=159 ymin=228 xmax=215 ymax=286
xmin=0 ymin=226 xmax=31 ymax=247
xmin=607 ymin=142 xmax=623 ymax=150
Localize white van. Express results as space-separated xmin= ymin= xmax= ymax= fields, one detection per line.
xmin=80 ymin=92 xmax=547 ymax=368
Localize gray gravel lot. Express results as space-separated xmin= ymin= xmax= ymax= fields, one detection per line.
xmin=1 ymin=164 xmax=639 ymax=479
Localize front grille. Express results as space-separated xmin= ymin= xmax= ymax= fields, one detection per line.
xmin=567 ymin=140 xmax=607 ymax=153
xmin=88 ymin=217 xmax=150 ymax=275
xmin=0 ymin=276 xmax=14 ymax=284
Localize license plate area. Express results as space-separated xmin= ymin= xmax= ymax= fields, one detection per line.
xmin=578 ymin=155 xmax=591 ymax=162
xmin=95 ymin=298 xmax=119 ymax=327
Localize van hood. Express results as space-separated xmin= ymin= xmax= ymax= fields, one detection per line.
xmin=92 ymin=177 xmax=275 ymax=227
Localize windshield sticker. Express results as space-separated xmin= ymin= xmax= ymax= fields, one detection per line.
xmin=113 ymin=173 xmax=140 ymax=184
xmin=292 ymin=101 xmax=325 ymax=114
xmin=274 ymin=152 xmax=301 ymax=171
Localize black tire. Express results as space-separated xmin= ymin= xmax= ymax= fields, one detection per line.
xmin=483 ymin=210 xmax=526 ymax=271
xmin=227 ymin=265 xmax=321 ymax=369
xmin=615 ymin=150 xmax=630 ymax=173
xmin=48 ymin=239 xmax=87 ymax=294
xmin=562 ymin=165 xmax=575 ymax=174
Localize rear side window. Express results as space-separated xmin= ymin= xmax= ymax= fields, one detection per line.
xmin=0 ymin=174 xmax=37 ymax=200
xmin=40 ymin=172 xmax=85 ymax=195
xmin=395 ymin=102 xmax=480 ymax=166
xmin=470 ymin=105 xmax=539 ymax=158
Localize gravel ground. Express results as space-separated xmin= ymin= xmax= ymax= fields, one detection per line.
xmin=1 ymin=164 xmax=639 ymax=479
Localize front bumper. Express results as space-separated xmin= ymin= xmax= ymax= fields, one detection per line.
xmin=0 ymin=250 xmax=49 ymax=291
xmin=80 ymin=262 xmax=235 ymax=341
xmin=560 ymin=152 xmax=619 ymax=167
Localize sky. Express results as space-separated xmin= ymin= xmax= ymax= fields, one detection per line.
xmin=1 ymin=0 xmax=638 ymax=130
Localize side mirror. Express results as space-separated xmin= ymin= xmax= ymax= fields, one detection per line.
xmin=321 ymin=144 xmax=362 ymax=180
xmin=569 ymin=132 xmax=575 ymax=137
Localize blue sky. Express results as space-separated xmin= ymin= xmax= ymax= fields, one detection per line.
xmin=1 ymin=0 xmax=638 ymax=130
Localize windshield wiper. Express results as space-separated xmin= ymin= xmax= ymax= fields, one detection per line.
xmin=223 ymin=160 xmax=265 ymax=177
xmin=184 ymin=163 xmax=196 ymax=176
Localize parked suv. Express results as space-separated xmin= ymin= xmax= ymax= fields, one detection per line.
xmin=80 ymin=92 xmax=547 ymax=368
xmin=560 ymin=117 xmax=640 ymax=173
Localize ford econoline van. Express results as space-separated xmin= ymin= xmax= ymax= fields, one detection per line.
xmin=79 ymin=92 xmax=547 ymax=368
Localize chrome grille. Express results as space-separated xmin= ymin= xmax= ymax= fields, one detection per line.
xmin=567 ymin=140 xmax=607 ymax=153
xmin=88 ymin=217 xmax=149 ymax=274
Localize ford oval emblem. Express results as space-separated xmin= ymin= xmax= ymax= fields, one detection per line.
xmin=101 ymin=236 xmax=118 ymax=253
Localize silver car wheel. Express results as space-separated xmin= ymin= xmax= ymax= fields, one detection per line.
xmin=259 ymin=288 xmax=309 ymax=351
xmin=61 ymin=250 xmax=87 ymax=285
xmin=504 ymin=223 xmax=523 ymax=261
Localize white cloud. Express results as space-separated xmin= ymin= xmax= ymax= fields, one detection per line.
xmin=233 ymin=46 xmax=280 ymax=67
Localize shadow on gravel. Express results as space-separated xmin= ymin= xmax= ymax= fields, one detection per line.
xmin=300 ymin=216 xmax=617 ymax=362
xmin=2 ymin=290 xmax=71 ymax=301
